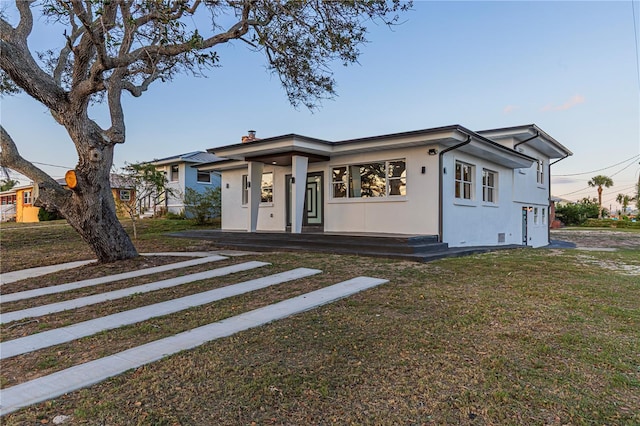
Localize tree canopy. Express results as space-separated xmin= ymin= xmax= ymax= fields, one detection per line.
xmin=0 ymin=0 xmax=411 ymax=262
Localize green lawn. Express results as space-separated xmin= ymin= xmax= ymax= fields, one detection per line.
xmin=1 ymin=220 xmax=638 ymax=425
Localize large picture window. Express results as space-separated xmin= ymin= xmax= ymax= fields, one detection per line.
xmin=482 ymin=169 xmax=497 ymax=203
xmin=331 ymin=160 xmax=406 ymax=199
xmin=455 ymin=161 xmax=473 ymax=200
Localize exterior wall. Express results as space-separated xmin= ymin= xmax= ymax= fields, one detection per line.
xmin=15 ymin=187 xmax=39 ymax=223
xmin=324 ymin=146 xmax=439 ymax=235
xmin=159 ymin=163 xmax=222 ymax=215
xmin=441 ymin=146 xmax=550 ymax=248
xmin=220 ymin=145 xmax=441 ymax=235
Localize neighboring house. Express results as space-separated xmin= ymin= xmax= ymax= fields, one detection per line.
xmin=148 ymin=152 xmax=224 ymax=215
xmin=1 ymin=190 xmax=18 ymax=222
xmin=2 ymin=175 xmax=133 ymax=223
xmin=198 ymin=125 xmax=571 ymax=248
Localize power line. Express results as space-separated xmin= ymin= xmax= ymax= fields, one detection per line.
xmin=554 ymin=154 xmax=640 ymax=176
xmin=32 ymin=161 xmax=73 ymax=169
xmin=610 ymin=160 xmax=640 ymax=177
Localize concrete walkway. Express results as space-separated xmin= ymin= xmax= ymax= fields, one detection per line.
xmin=0 ymin=261 xmax=269 ymax=324
xmin=1 ymin=268 xmax=322 ymax=359
xmin=0 ymin=276 xmax=387 ymax=416
xmin=1 ymin=255 xmax=228 ymax=303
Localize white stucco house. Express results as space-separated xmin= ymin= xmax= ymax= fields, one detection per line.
xmin=147 ymin=151 xmax=223 ymax=215
xmin=197 ymin=125 xmax=571 ymax=248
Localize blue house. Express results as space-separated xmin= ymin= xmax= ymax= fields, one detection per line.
xmin=148 ymin=151 xmax=224 ymax=215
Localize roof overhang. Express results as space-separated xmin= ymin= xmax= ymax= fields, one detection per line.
xmin=206 ymin=125 xmax=540 ymax=170
xmin=478 ymin=124 xmax=573 ymax=159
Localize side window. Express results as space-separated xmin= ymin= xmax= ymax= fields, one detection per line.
xmin=241 ymin=175 xmax=248 ymax=205
xmin=455 ymin=161 xmax=473 ymax=200
xmin=23 ymin=191 xmax=32 ymax=205
xmin=197 ymin=171 xmax=211 ymax=183
xmin=482 ymin=169 xmax=497 ymax=203
xmin=170 ymin=164 xmax=179 ymax=182
xmin=261 ymin=172 xmax=273 ymax=203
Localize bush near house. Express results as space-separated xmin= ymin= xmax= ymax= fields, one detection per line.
xmin=37 ymin=207 xmax=63 ymax=222
xmin=555 ymin=199 xmax=600 ymax=226
xmin=184 ymin=187 xmax=221 ymax=225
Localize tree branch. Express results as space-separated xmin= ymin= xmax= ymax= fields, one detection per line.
xmin=0 ymin=125 xmax=63 ymax=191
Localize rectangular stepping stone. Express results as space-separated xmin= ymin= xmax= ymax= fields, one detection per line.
xmin=0 ymin=261 xmax=268 ymax=324
xmin=0 ymin=260 xmax=95 ymax=285
xmin=1 ymin=255 xmax=228 ymax=303
xmin=1 ymin=268 xmax=322 ymax=359
xmin=0 ymin=276 xmax=387 ymax=416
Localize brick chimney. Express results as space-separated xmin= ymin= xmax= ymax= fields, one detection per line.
xmin=242 ymin=130 xmax=257 ymax=143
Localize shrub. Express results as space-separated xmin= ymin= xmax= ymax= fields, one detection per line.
xmin=38 ymin=207 xmax=63 ymax=221
xmin=184 ymin=187 xmax=221 ymax=225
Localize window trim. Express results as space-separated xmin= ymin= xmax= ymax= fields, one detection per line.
xmin=23 ymin=190 xmax=32 ymax=205
xmin=197 ymin=171 xmax=211 ymax=184
xmin=119 ymin=189 xmax=131 ymax=202
xmin=260 ymin=172 xmax=274 ymax=204
xmin=482 ymin=168 xmax=498 ymax=204
xmin=331 ymin=159 xmax=406 ymax=200
xmin=536 ymin=159 xmax=544 ymax=185
xmin=170 ymin=164 xmax=179 ymax=182
xmin=455 ymin=161 xmax=474 ymax=201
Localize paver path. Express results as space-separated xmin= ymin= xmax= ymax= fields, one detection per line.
xmin=0 ymin=276 xmax=387 ymax=416
xmin=1 ymin=268 xmax=322 ymax=358
xmin=1 ymin=261 xmax=268 ymax=324
xmin=1 ymin=255 xmax=228 ymax=303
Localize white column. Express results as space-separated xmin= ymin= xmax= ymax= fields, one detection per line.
xmin=247 ymin=161 xmax=263 ymax=232
xmin=291 ymin=155 xmax=309 ymax=234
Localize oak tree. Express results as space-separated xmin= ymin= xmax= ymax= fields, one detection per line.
xmin=0 ymin=0 xmax=410 ymax=262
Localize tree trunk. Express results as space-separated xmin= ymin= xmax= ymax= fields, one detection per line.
xmin=34 ymin=133 xmax=138 ymax=263
xmin=597 ymin=186 xmax=603 ymax=219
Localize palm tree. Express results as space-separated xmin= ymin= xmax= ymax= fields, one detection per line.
xmin=616 ymin=193 xmax=633 ymax=216
xmin=588 ymin=175 xmax=614 ymax=219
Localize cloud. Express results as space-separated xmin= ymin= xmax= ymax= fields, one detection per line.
xmin=542 ymin=95 xmax=585 ymax=112
xmin=503 ymin=105 xmax=519 ymax=114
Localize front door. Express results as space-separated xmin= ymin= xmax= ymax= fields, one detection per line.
xmin=286 ymin=172 xmax=324 ymax=229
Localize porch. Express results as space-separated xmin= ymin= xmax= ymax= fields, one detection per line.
xmin=168 ymin=230 xmax=521 ymax=262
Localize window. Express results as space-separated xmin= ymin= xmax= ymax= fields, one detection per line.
xmin=534 ymin=207 xmax=539 ymax=225
xmin=261 ymin=172 xmax=273 ymax=203
xmin=197 ymin=171 xmax=211 ymax=183
xmin=536 ymin=159 xmax=544 ymax=184
xmin=332 ymin=160 xmax=406 ymax=199
xmin=119 ymin=190 xmax=131 ymax=202
xmin=23 ymin=191 xmax=32 ymax=205
xmin=542 ymin=208 xmax=546 ymax=225
xmin=241 ymin=175 xmax=249 ymax=205
xmin=170 ymin=164 xmax=179 ymax=182
xmin=455 ymin=161 xmax=473 ymax=200
xmin=482 ymin=169 xmax=497 ymax=203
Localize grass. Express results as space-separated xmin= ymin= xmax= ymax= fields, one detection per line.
xmin=1 ymin=220 xmax=639 ymax=425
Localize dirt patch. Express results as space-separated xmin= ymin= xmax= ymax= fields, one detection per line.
xmin=551 ymin=229 xmax=640 ymax=249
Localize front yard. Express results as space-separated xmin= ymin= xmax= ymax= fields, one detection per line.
xmin=1 ymin=221 xmax=638 ymax=425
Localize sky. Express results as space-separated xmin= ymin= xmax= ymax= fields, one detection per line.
xmin=2 ymin=1 xmax=640 ymax=212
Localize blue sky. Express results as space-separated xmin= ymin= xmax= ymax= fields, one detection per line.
xmin=2 ymin=1 xmax=639 ymax=211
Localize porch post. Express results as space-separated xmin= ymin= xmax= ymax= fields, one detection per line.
xmin=291 ymin=155 xmax=309 ymax=234
xmin=247 ymin=161 xmax=263 ymax=232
